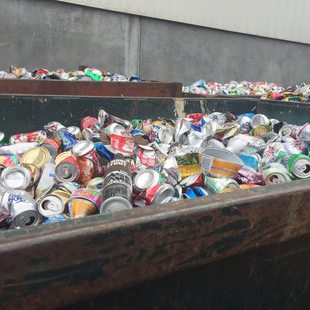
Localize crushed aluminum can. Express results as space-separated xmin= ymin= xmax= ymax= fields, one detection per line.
xmin=204 ymin=175 xmax=240 ymax=194
xmin=145 ymin=183 xmax=175 ymax=205
xmin=21 ymin=147 xmax=53 ymax=169
xmin=279 ymin=124 xmax=301 ymax=140
xmin=44 ymin=122 xmax=66 ymax=137
xmin=133 ymin=169 xmax=161 ymax=193
xmin=110 ymin=133 xmax=135 ymax=157
xmin=287 ymin=154 xmax=310 ymax=179
xmin=43 ymin=214 xmax=69 ymax=224
xmin=104 ymin=123 xmax=126 ymax=136
xmin=66 ymin=126 xmax=83 ymax=140
xmin=35 ymin=163 xmax=56 ymax=199
xmin=179 ymin=173 xmax=204 ymax=188
xmin=183 ymin=187 xmax=197 ymax=199
xmin=0 ymin=154 xmax=18 ymax=171
xmin=41 ymin=138 xmax=60 ymax=159
xmin=38 ymin=189 xmax=71 ymax=217
xmin=55 ymin=129 xmax=77 ymax=151
xmin=135 ymin=145 xmax=156 ymax=169
xmin=10 ymin=130 xmax=47 ymax=145
xmin=297 ymin=123 xmax=310 ymax=144
xmin=80 ymin=116 xmax=99 ymax=130
xmin=76 ymin=157 xmax=95 ymax=186
xmin=82 ymin=128 xmax=101 ymax=143
xmin=262 ymin=164 xmax=291 ymax=185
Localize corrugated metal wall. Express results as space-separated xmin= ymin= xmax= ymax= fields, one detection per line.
xmin=57 ymin=0 xmax=310 ymax=44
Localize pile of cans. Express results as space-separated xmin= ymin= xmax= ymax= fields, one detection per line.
xmin=183 ymin=80 xmax=310 ymax=102
xmin=1 ymin=109 xmax=310 ymax=230
xmin=0 ymin=66 xmax=141 ymax=82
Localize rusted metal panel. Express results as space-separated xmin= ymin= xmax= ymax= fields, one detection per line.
xmin=0 ymin=180 xmax=309 ymax=309
xmin=0 ymin=80 xmax=182 ymax=97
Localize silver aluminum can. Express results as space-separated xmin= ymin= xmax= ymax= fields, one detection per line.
xmin=72 ymin=140 xmax=94 ymax=157
xmin=55 ymin=161 xmax=79 ymax=183
xmin=8 ymin=190 xmax=41 ymax=228
xmin=1 ymin=166 xmax=32 ymax=190
xmin=35 ymin=163 xmax=56 ymax=199
xmin=66 ymin=126 xmax=83 ymax=140
xmin=38 ymin=195 xmax=66 ymax=217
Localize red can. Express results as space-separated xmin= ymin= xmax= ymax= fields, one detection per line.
xmin=80 ymin=116 xmax=99 ymax=130
xmin=76 ymin=157 xmax=95 ymax=186
xmin=55 ymin=155 xmax=81 ymax=183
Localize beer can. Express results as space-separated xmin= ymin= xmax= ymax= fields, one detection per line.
xmin=104 ymin=171 xmax=133 ymax=191
xmin=105 ymin=153 xmax=132 ymax=177
xmin=287 ymin=154 xmax=310 ymax=179
xmin=38 ymin=189 xmax=70 ymax=217
xmin=8 ymin=190 xmax=41 ymax=228
xmin=10 ymin=130 xmax=47 ymax=145
xmin=41 ymin=138 xmax=60 ymax=159
xmin=100 ymin=183 xmax=133 ymax=214
xmin=133 ymin=169 xmax=160 ymax=193
xmin=66 ymin=126 xmax=83 ymax=140
xmin=21 ymin=147 xmax=52 ymax=169
xmin=55 ymin=155 xmax=80 ymax=183
xmin=1 ymin=166 xmax=32 ymax=190
xmin=145 ymin=183 xmax=175 ymax=205
xmin=82 ymin=128 xmax=101 ymax=142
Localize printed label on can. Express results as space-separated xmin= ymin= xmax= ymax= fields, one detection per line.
xmin=200 ymin=155 xmax=214 ymax=172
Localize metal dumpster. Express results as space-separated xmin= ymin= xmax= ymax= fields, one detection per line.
xmin=0 ymin=95 xmax=309 ymax=310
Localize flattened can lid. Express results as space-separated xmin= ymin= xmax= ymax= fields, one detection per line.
xmin=21 ymin=147 xmax=51 ymax=169
xmin=100 ymin=197 xmax=133 ymax=214
xmin=72 ymin=140 xmax=94 ymax=157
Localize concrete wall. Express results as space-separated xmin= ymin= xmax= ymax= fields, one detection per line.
xmin=0 ymin=0 xmax=309 ymax=85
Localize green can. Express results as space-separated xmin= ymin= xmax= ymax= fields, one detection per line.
xmin=288 ymin=154 xmax=310 ymax=179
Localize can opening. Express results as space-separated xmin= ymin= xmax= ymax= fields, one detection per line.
xmin=25 ymin=216 xmax=36 ymax=226
xmin=303 ymin=164 xmax=310 ymax=174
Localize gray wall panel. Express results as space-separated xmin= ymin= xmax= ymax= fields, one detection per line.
xmin=0 ymin=0 xmax=309 ymax=85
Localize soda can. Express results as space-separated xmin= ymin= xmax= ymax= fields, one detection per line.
xmin=133 ymin=169 xmax=160 ymax=193
xmin=287 ymin=154 xmax=310 ymax=179
xmin=250 ymin=114 xmax=270 ymax=128
xmin=0 ymin=153 xmax=18 ymax=171
xmin=55 ymin=129 xmax=77 ymax=151
xmin=95 ymin=142 xmax=114 ymax=161
xmin=72 ymin=140 xmax=104 ymax=176
xmin=44 ymin=122 xmax=66 ymax=137
xmin=135 ymin=145 xmax=156 ymax=169
xmin=297 ymin=123 xmax=310 ymax=143
xmin=76 ymin=157 xmax=95 ymax=186
xmin=1 ymin=166 xmax=32 ymax=190
xmin=100 ymin=183 xmax=133 ymax=214
xmin=38 ymin=189 xmax=71 ymax=217
xmin=42 ymin=138 xmax=60 ymax=159
xmin=179 ymin=173 xmax=204 ymax=188
xmin=35 ymin=163 xmax=56 ymax=199
xmin=183 ymin=187 xmax=198 ymax=199
xmin=10 ymin=130 xmax=47 ymax=145
xmin=145 ymin=183 xmax=175 ymax=205
xmin=87 ymin=177 xmax=104 ymax=192
xmin=21 ymin=147 xmax=53 ymax=169
xmin=8 ymin=190 xmax=41 ymax=229
xmin=67 ymin=188 xmax=102 ymax=218
xmin=56 ymin=182 xmax=80 ymax=194
xmin=262 ymin=164 xmax=291 ymax=185
xmin=104 ymin=123 xmax=126 ymax=136
xmin=80 ymin=116 xmax=99 ymax=130
xmin=55 ymin=151 xmax=72 ymax=166
xmin=43 ymin=214 xmax=69 ymax=224
xmin=55 ymin=155 xmax=80 ymax=183
xmin=82 ymin=128 xmax=101 ymax=142
xmin=66 ymin=126 xmax=83 ymax=140
xmin=192 ymin=187 xmax=210 ymax=197
xmin=204 ymin=175 xmax=240 ymax=194
xmin=279 ymin=124 xmax=300 ymax=139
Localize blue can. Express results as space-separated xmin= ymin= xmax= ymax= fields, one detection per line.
xmin=239 ymin=153 xmax=259 ymax=171
xmin=56 ymin=130 xmax=77 ymax=151
xmin=183 ymin=188 xmax=198 ymax=199
xmin=95 ymin=142 xmax=114 ymax=161
xmin=43 ymin=214 xmax=68 ymax=224
xmin=192 ymin=187 xmax=209 ymax=197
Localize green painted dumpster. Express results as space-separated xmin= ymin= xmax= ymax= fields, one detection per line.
xmin=0 ymin=94 xmax=309 ymax=310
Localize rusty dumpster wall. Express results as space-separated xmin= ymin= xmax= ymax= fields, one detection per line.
xmin=0 ymin=0 xmax=310 ymax=85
